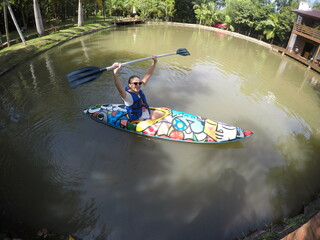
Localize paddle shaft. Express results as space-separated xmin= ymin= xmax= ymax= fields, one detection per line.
xmin=104 ymin=52 xmax=177 ymax=71
xmin=67 ymin=48 xmax=190 ymax=88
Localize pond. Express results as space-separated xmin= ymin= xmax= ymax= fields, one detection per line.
xmin=1 ymin=24 xmax=320 ymax=240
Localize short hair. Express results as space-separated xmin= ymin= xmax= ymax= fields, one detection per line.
xmin=128 ymin=75 xmax=141 ymax=84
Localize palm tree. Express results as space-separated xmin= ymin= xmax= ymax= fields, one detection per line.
xmin=33 ymin=0 xmax=44 ymax=36
xmin=78 ymin=0 xmax=84 ymax=26
xmin=3 ymin=0 xmax=10 ymax=47
xmin=193 ymin=1 xmax=217 ymax=25
xmin=4 ymin=0 xmax=27 ymax=44
xmin=262 ymin=13 xmax=278 ymax=43
xmin=159 ymin=0 xmax=175 ymax=21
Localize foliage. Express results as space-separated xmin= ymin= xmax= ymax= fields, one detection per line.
xmin=173 ymin=0 xmax=196 ymax=22
xmin=128 ymin=0 xmax=175 ymax=20
xmin=263 ymin=13 xmax=278 ymax=41
xmin=159 ymin=0 xmax=176 ymax=21
xmin=314 ymin=1 xmax=320 ymax=10
xmin=0 ymin=0 xmax=307 ymax=47
xmin=193 ymin=1 xmax=217 ymax=25
xmin=274 ymin=6 xmax=296 ymax=42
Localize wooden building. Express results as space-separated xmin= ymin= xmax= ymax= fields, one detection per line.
xmin=274 ymin=4 xmax=320 ymax=73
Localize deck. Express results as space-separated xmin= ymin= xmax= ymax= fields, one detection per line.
xmin=271 ymin=45 xmax=320 ymax=73
xmin=292 ymin=23 xmax=320 ymax=43
xmin=115 ymin=19 xmax=143 ymax=26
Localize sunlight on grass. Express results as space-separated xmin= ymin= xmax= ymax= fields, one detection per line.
xmin=0 ymin=21 xmax=113 ymax=75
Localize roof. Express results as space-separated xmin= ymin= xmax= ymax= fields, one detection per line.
xmin=292 ymin=9 xmax=320 ymax=20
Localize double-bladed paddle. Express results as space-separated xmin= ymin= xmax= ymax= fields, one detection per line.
xmin=67 ymin=48 xmax=190 ymax=88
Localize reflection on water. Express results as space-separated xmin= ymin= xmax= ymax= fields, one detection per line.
xmin=0 ymin=25 xmax=320 ymax=240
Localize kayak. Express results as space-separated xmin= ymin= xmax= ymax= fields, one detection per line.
xmin=83 ymin=104 xmax=253 ymax=143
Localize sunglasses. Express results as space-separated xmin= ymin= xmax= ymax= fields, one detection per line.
xmin=131 ymin=82 xmax=143 ymax=86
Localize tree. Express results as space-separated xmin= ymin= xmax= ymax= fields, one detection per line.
xmin=253 ymin=0 xmax=275 ymax=38
xmin=97 ymin=0 xmax=106 ymax=20
xmin=6 ymin=0 xmax=27 ymax=44
xmin=261 ymin=13 xmax=278 ymax=42
xmin=78 ymin=0 xmax=83 ymax=26
xmin=33 ymin=0 xmax=44 ymax=36
xmin=3 ymin=0 xmax=10 ymax=47
xmin=16 ymin=0 xmax=33 ymax=30
xmin=104 ymin=0 xmax=131 ymax=17
xmin=193 ymin=1 xmax=217 ymax=25
xmin=255 ymin=5 xmax=294 ymax=45
xmin=274 ymin=5 xmax=295 ymax=44
xmin=313 ymin=1 xmax=320 ymax=10
xmin=133 ymin=0 xmax=158 ymax=19
xmin=159 ymin=0 xmax=175 ymax=21
xmin=173 ymin=0 xmax=196 ymax=22
xmin=224 ymin=0 xmax=255 ymax=33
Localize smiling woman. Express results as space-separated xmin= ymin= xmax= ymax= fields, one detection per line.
xmin=111 ymin=56 xmax=167 ymax=121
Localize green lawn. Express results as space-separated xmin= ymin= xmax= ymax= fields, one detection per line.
xmin=0 ymin=18 xmax=114 ymax=75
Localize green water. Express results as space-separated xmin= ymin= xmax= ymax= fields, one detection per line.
xmin=1 ymin=24 xmax=320 ymax=239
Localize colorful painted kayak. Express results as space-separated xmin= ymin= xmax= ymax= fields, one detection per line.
xmin=83 ymin=104 xmax=253 ymax=143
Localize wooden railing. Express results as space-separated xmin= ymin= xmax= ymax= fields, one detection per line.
xmin=293 ymin=23 xmax=320 ymax=41
xmin=272 ymin=45 xmax=320 ymax=73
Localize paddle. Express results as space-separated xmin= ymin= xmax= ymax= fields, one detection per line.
xmin=67 ymin=48 xmax=190 ymax=88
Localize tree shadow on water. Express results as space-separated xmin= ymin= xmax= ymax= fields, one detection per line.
xmin=0 ymin=140 xmax=110 ymax=239
xmin=266 ymin=133 xmax=320 ymax=219
xmin=171 ymin=168 xmax=248 ymax=240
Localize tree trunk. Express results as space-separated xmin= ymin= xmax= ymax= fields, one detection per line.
xmin=6 ymin=0 xmax=27 ymax=45
xmin=33 ymin=0 xmax=44 ymax=36
xmin=21 ymin=9 xmax=27 ymax=30
xmin=78 ymin=0 xmax=84 ymax=26
xmin=18 ymin=2 xmax=28 ymax=30
xmin=63 ymin=1 xmax=67 ymax=21
xmin=102 ymin=2 xmax=106 ymax=21
xmin=3 ymin=0 xmax=10 ymax=47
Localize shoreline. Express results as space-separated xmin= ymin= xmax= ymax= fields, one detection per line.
xmin=0 ymin=21 xmax=319 ymax=240
xmin=0 ymin=22 xmax=115 ymax=76
xmin=147 ymin=21 xmax=273 ymax=50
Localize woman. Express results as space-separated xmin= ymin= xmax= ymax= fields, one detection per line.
xmin=112 ymin=56 xmax=165 ymax=121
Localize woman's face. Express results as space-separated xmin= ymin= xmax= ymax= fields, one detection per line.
xmin=129 ymin=77 xmax=143 ymax=93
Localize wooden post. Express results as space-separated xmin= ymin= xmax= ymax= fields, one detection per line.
xmin=312 ymin=45 xmax=320 ymax=65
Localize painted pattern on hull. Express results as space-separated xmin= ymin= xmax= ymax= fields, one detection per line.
xmin=83 ymin=104 xmax=253 ymax=143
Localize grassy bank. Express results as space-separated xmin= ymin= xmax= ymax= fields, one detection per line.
xmin=0 ymin=21 xmax=114 ymax=76
xmin=241 ymin=196 xmax=320 ymax=239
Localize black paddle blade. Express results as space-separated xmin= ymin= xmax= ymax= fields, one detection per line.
xmin=176 ymin=48 xmax=190 ymax=56
xmin=67 ymin=66 xmax=104 ymax=88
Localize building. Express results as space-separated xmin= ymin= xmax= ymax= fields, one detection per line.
xmin=273 ymin=2 xmax=320 ymax=73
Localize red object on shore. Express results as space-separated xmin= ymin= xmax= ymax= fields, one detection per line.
xmin=212 ymin=22 xmax=228 ymax=30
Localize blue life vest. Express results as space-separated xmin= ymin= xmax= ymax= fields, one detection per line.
xmin=125 ymin=86 xmax=150 ymax=121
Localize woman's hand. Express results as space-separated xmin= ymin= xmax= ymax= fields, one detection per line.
xmin=151 ymin=55 xmax=157 ymax=63
xmin=112 ymin=62 xmax=122 ymax=75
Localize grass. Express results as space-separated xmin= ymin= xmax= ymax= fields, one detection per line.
xmin=0 ymin=17 xmax=114 ymax=75
xmin=240 ymin=196 xmax=320 ymax=240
